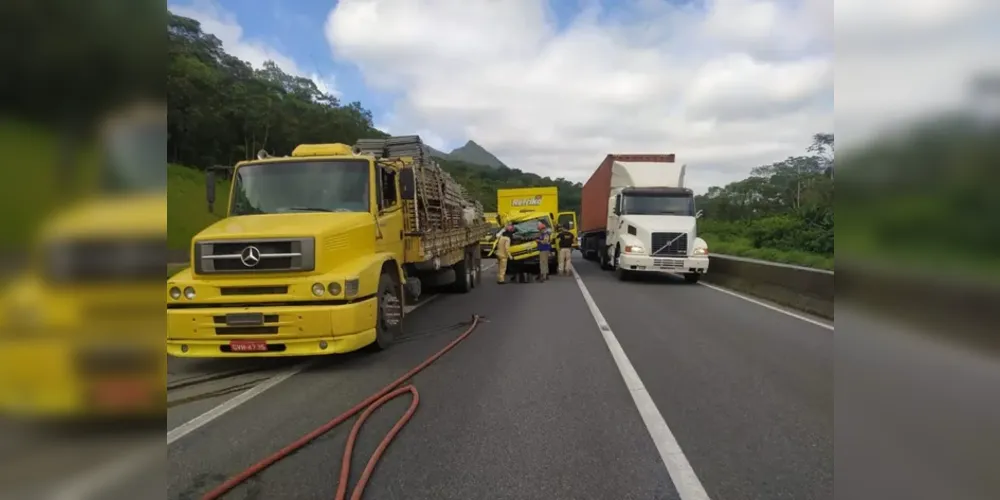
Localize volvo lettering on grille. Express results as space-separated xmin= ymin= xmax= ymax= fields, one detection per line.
xmin=240 ymin=246 xmax=261 ymax=267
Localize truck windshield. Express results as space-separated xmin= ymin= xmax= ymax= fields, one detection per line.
xmin=623 ymin=194 xmax=695 ymax=216
xmin=230 ymin=160 xmax=370 ymax=216
xmin=511 ymin=216 xmax=553 ymax=237
xmin=102 ymin=119 xmax=167 ymax=193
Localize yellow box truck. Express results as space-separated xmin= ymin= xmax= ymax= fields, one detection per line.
xmin=497 ymin=187 xmax=577 ymax=240
xmin=166 ymin=136 xmax=491 ymax=358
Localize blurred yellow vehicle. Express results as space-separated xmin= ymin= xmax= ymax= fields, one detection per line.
xmin=479 ymin=212 xmax=501 ymax=257
xmin=0 ymin=102 xmax=166 ymax=419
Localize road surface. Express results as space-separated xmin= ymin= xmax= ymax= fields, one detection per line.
xmin=155 ymin=254 xmax=834 ymax=500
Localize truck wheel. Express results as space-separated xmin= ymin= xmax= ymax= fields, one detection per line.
xmin=450 ymin=250 xmax=473 ymax=293
xmin=683 ymin=273 xmax=701 ymax=284
xmin=599 ymin=248 xmax=612 ymax=270
xmin=374 ymin=272 xmax=403 ymax=350
xmin=614 ymin=247 xmax=631 ymax=281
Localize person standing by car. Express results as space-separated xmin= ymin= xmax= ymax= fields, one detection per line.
xmin=495 ymin=224 xmax=514 ymax=284
xmin=536 ymin=221 xmax=552 ymax=282
xmin=555 ymin=224 xmax=575 ymax=276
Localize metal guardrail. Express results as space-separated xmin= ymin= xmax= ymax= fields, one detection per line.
xmin=704 ymin=254 xmax=834 ymax=319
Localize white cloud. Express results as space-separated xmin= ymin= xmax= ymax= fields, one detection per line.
xmin=325 ymin=0 xmax=834 ymax=193
xmin=835 ymin=0 xmax=1000 ymax=149
xmin=170 ymin=0 xmax=341 ymax=98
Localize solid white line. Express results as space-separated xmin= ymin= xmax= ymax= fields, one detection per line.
xmin=571 ymin=268 xmax=712 ymax=500
xmin=405 ymin=294 xmax=439 ymax=314
xmin=167 ymin=363 xmax=308 ymax=445
xmin=49 ymin=442 xmax=161 ymax=500
xmin=698 ymin=282 xmax=834 ymax=331
xmin=167 ymin=260 xmax=499 ymax=444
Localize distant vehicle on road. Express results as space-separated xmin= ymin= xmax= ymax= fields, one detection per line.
xmin=166 ymin=135 xmax=491 ymax=358
xmin=579 ymin=154 xmax=709 ymax=282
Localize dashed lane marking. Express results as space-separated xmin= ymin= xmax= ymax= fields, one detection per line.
xmin=571 ymin=267 xmax=712 ymax=500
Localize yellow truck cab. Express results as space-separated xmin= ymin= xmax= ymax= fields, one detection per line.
xmin=496 ymin=186 xmax=577 ymax=247
xmin=167 ymin=136 xmax=491 ymax=357
xmin=0 ymin=102 xmax=166 ymax=418
xmin=489 ymin=210 xmax=558 ymax=277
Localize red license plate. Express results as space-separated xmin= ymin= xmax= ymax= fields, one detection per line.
xmin=229 ymin=340 xmax=268 ymax=352
xmin=93 ymin=380 xmax=153 ymax=408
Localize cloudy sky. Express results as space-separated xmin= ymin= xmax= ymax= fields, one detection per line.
xmin=168 ymin=0 xmax=996 ymax=193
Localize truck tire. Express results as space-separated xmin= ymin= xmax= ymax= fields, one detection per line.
xmin=683 ymin=273 xmax=701 ymax=284
xmin=599 ymin=247 xmax=613 ymax=270
xmin=450 ymin=250 xmax=474 ymax=293
xmin=373 ymin=271 xmax=403 ymax=350
xmin=614 ymin=246 xmax=631 ymax=281
xmin=472 ymin=250 xmax=482 ymax=288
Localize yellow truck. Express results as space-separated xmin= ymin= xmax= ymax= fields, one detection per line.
xmin=496 ymin=186 xmax=578 ymax=242
xmin=0 ymin=102 xmax=166 ymax=418
xmin=166 ymin=135 xmax=491 ymax=357
xmin=479 ymin=211 xmax=501 ymax=257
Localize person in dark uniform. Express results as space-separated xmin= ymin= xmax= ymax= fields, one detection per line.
xmin=555 ymin=224 xmax=575 ymax=276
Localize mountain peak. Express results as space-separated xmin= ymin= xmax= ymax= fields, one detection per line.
xmin=448 ymin=140 xmax=505 ymax=169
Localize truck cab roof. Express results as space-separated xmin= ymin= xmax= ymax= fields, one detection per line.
xmin=621 ymin=186 xmax=693 ymax=196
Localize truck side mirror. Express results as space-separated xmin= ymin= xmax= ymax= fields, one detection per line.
xmin=206 ymin=169 xmax=216 ymax=213
xmin=696 ymin=210 xmax=703 ymax=219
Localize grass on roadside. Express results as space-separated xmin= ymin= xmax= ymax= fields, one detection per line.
xmin=700 ymin=232 xmax=834 ymax=270
xmin=168 ymin=164 xmax=230 ymax=250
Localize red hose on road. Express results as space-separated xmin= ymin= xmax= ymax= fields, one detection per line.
xmin=200 ymin=315 xmax=482 ymax=500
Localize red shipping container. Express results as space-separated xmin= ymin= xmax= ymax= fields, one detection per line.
xmin=580 ymin=154 xmax=675 ymax=234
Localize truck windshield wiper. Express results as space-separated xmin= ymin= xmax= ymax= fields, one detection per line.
xmin=282 ymin=207 xmax=334 ymax=212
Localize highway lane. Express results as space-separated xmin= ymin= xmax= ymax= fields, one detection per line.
xmin=167 ymin=267 xmax=678 ymax=499
xmin=574 ymin=256 xmax=834 ymax=500
xmin=163 ymin=257 xmax=834 ymax=500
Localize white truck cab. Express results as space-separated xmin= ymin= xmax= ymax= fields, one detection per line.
xmin=604 ymin=160 xmax=709 ymax=282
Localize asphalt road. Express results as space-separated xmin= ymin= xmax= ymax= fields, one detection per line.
xmin=158 ymin=254 xmax=834 ymax=500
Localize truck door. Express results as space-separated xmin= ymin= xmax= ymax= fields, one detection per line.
xmin=375 ymin=164 xmax=404 ymax=258
xmin=606 ymin=195 xmax=621 ymax=258
xmin=557 ymin=211 xmax=578 ymax=246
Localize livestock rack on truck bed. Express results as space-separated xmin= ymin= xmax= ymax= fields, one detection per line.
xmin=167 ymin=135 xmax=492 ymax=358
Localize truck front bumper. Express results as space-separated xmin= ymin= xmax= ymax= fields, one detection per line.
xmin=167 ymin=298 xmax=378 ymax=357
xmin=0 ymin=338 xmax=165 ymax=418
xmin=618 ymin=254 xmax=710 ymax=274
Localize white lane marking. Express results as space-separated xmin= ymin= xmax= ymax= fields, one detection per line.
xmin=167 ymin=363 xmax=308 ymax=445
xmin=49 ymin=442 xmax=161 ymax=500
xmin=405 ymin=294 xmax=438 ymax=314
xmin=571 ymin=268 xmax=711 ymax=500
xmin=698 ymin=282 xmax=834 ymax=331
xmin=168 ymin=262 xmax=498 ymax=445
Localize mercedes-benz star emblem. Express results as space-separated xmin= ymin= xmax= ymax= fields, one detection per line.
xmin=240 ymin=245 xmax=261 ymax=267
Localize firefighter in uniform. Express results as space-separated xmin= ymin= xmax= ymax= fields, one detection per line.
xmin=495 ymin=224 xmax=514 ymax=284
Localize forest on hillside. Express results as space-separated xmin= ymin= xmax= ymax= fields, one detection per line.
xmin=166 ymin=11 xmax=581 ymax=215
xmin=167 ymin=10 xmax=841 ymax=268
xmin=695 ymin=134 xmax=835 ymax=269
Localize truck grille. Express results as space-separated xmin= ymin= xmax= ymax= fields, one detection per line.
xmin=195 ymin=238 xmax=315 ymax=274
xmin=45 ymin=238 xmax=166 ymax=283
xmin=650 ymin=232 xmax=688 ymax=257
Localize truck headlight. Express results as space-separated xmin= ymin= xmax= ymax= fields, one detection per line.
xmin=311 ymin=283 xmax=326 ymax=297
xmin=327 ymin=282 xmax=342 ymax=295
xmin=183 ymin=287 xmax=196 ymax=300
xmin=693 ymin=247 xmax=708 ymax=256
xmin=169 ymin=287 xmax=182 ymax=300
xmin=624 ymin=245 xmax=645 ymax=254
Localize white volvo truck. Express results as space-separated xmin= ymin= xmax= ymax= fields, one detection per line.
xmin=578 ymin=154 xmax=709 ymax=282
